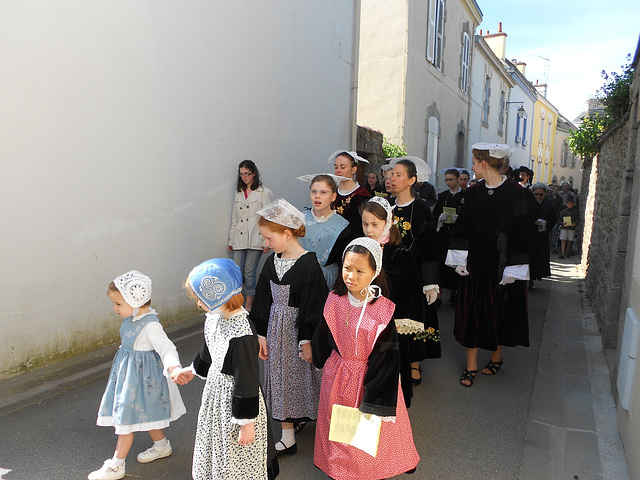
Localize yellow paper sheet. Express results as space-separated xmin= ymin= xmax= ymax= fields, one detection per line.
xmin=328 ymin=404 xmax=382 ymax=457
xmin=563 ymin=216 xmax=572 ymax=226
xmin=443 ymin=206 xmax=457 ymax=224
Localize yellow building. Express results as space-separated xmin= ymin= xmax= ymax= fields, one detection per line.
xmin=530 ymin=92 xmax=558 ymax=184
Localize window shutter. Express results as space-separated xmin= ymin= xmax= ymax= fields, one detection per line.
xmin=426 ymin=0 xmax=436 ymax=63
xmin=461 ymin=32 xmax=470 ymax=93
xmin=435 ymin=0 xmax=445 ymax=69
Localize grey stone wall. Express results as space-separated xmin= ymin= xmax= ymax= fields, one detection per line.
xmin=357 ymin=125 xmax=384 ymax=177
xmin=585 ymin=119 xmax=633 ymax=348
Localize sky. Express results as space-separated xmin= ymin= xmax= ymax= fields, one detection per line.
xmin=476 ymin=0 xmax=640 ymax=123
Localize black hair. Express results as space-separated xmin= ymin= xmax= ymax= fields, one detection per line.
xmin=236 ymin=159 xmax=262 ymax=192
xmin=333 ymin=244 xmax=389 ymax=298
xmin=445 ymin=168 xmax=460 ymax=178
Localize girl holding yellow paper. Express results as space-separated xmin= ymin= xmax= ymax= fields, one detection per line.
xmin=312 ymin=237 xmax=420 ymax=480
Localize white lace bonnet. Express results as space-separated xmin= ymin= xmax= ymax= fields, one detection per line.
xmin=327 ymin=150 xmax=370 ymax=165
xmin=471 ymin=142 xmax=512 ymax=159
xmin=257 ymin=198 xmax=305 ymax=229
xmin=343 ymin=237 xmax=383 ymax=278
xmin=366 ymin=196 xmax=394 ymax=242
xmin=113 ymin=270 xmax=152 ymax=308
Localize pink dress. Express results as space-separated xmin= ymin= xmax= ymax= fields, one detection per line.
xmin=313 ymin=292 xmax=420 ymax=480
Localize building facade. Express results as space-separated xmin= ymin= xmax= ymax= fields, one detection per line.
xmin=358 ymin=0 xmax=483 ymax=189
xmin=552 ymin=114 xmax=581 ymax=188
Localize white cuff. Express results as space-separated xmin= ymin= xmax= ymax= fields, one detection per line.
xmin=423 ymin=284 xmax=440 ymax=294
xmin=298 ymin=340 xmax=311 ymax=348
xmin=503 ymin=264 xmax=530 ymax=281
xmin=380 ymin=416 xmax=396 ymax=423
xmin=231 ymin=417 xmax=256 ymax=426
xmin=445 ymin=250 xmax=468 ymax=268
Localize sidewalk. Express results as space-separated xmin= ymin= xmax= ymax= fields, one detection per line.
xmin=521 ymin=259 xmax=630 ymax=480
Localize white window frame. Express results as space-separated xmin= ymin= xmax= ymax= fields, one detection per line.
xmin=427 ymin=0 xmax=445 ymax=70
xmin=460 ymin=32 xmax=470 ymax=93
xmin=482 ymin=75 xmax=491 ymax=125
xmin=498 ymin=90 xmax=505 ymax=135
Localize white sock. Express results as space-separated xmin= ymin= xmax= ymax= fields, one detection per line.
xmin=111 ymin=457 xmax=125 ymax=467
xmin=154 ymin=437 xmax=168 ymax=448
xmin=277 ymin=428 xmax=295 ymax=449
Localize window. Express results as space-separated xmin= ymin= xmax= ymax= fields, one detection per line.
xmin=482 ymin=76 xmax=491 ymax=125
xmin=427 ymin=0 xmax=445 ymax=70
xmin=460 ymin=32 xmax=470 ymax=93
xmin=427 ymin=116 xmax=439 ymax=176
xmin=515 ymin=116 xmax=521 ymax=143
xmin=498 ymin=90 xmax=505 ymax=135
xmin=456 ymin=131 xmax=465 ymax=167
xmin=522 ymin=116 xmax=528 ymax=145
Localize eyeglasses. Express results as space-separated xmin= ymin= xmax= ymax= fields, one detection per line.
xmin=239 ymin=172 xmax=254 ymax=177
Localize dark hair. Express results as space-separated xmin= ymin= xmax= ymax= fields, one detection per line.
xmin=335 ymin=152 xmax=357 ymax=168
xmin=236 ymin=160 xmax=262 ymax=192
xmin=444 ymin=169 xmax=460 ymax=178
xmin=566 ymin=196 xmax=575 ymax=204
xmin=360 ymin=200 xmax=402 ymax=245
xmin=311 ymin=174 xmax=338 ymax=194
xmin=395 ymin=159 xmax=418 ymax=197
xmin=333 ymin=244 xmax=389 ymax=298
xmin=461 ymin=170 xmax=470 ymax=177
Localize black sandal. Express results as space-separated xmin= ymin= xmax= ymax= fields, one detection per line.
xmin=481 ymin=360 xmax=503 ymax=375
xmin=459 ymin=369 xmax=478 ymax=387
xmin=293 ymin=421 xmax=307 ymax=433
xmin=411 ymin=366 xmax=422 ymax=386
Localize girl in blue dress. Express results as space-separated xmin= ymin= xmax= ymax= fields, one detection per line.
xmin=298 ymin=174 xmax=354 ymax=289
xmin=89 ymin=270 xmax=186 ymax=480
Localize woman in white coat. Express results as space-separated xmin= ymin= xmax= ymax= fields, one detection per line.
xmin=228 ymin=160 xmax=273 ymax=311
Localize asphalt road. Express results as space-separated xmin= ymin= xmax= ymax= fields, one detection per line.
xmin=1 ymin=281 xmax=550 ymax=480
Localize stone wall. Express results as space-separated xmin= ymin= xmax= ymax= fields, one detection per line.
xmin=584 ymin=117 xmax=634 ymax=348
xmin=357 ymin=125 xmax=385 ymax=180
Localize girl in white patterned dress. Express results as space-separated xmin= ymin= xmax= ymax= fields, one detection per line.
xmin=172 ymin=258 xmax=278 ymax=480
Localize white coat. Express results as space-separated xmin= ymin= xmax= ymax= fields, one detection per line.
xmin=228 ymin=186 xmax=273 ymax=250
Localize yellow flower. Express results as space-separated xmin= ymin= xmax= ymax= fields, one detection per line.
xmin=402 ymin=221 xmax=411 ymax=230
xmin=427 ymin=327 xmax=435 ymax=334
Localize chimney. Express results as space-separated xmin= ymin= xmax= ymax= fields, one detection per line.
xmin=479 ymin=29 xmax=483 ymax=35
xmin=483 ymin=23 xmax=507 ymax=59
xmin=516 ymin=62 xmax=526 ymax=76
xmin=498 ymin=22 xmax=502 ymax=33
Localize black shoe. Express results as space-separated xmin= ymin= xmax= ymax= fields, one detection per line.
xmin=275 ymin=441 xmax=297 ymax=457
xmin=411 ymin=366 xmax=422 ymax=386
xmin=293 ymin=421 xmax=307 ymax=433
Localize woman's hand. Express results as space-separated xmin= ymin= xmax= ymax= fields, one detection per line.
xmin=258 ymin=336 xmax=268 ymax=360
xmin=424 ymin=289 xmax=438 ymax=305
xmin=238 ymin=422 xmax=255 ymax=445
xmin=228 ymin=245 xmax=234 ymax=252
xmin=300 ymin=342 xmax=313 ymax=363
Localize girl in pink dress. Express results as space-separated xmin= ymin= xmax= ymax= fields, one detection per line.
xmin=312 ymin=237 xmax=420 ymax=480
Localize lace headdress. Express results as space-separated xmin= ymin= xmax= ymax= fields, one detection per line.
xmin=187 ymin=258 xmax=243 ymax=311
xmin=471 ymin=142 xmax=512 ymax=159
xmin=114 ymin=270 xmax=152 ymax=309
xmin=257 ymin=198 xmax=305 ymax=229
xmin=343 ymin=237 xmax=383 ymax=278
xmin=366 ymin=196 xmax=394 ymax=243
xmin=327 ymin=150 xmax=370 ymax=165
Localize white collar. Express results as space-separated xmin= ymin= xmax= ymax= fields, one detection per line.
xmin=395 ymin=198 xmax=415 ymax=208
xmin=132 ymin=308 xmax=157 ymax=322
xmin=338 ymin=182 xmax=360 ymax=196
xmin=311 ymin=210 xmax=335 ymax=223
xmin=449 ymin=187 xmax=461 ymax=194
xmin=485 ymin=176 xmax=507 ymax=189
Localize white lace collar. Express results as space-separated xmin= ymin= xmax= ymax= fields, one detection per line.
xmin=395 ymin=198 xmax=415 ymax=208
xmin=132 ymin=308 xmax=157 ymax=322
xmin=347 ymin=291 xmax=372 ymax=307
xmin=338 ymin=182 xmax=360 ymax=196
xmin=311 ymin=210 xmax=335 ymax=223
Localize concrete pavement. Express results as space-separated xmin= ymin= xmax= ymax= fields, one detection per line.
xmin=0 ymin=258 xmax=629 ymax=479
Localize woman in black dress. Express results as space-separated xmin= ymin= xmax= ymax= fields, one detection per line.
xmin=446 ymin=143 xmax=532 ymax=387
xmin=388 ymin=158 xmax=441 ymax=386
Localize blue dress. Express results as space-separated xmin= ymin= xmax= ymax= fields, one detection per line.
xmin=97 ymin=312 xmax=186 ymax=434
xmin=299 ymin=210 xmax=350 ymax=289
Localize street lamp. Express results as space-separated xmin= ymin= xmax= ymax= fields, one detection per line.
xmin=506 ymin=101 xmax=526 ymax=118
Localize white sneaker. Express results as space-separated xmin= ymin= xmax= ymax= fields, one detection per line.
xmin=87 ymin=459 xmax=125 ymax=480
xmin=136 ymin=440 xmax=172 ymax=463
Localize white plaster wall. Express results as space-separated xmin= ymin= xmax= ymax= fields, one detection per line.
xmin=0 ymin=0 xmax=357 ymax=376
xmin=357 ymin=0 xmax=407 ymax=141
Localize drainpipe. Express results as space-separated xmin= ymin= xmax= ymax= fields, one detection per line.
xmin=351 ymin=0 xmax=361 ymax=150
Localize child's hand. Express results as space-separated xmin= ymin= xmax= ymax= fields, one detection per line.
xmin=258 ymin=336 xmax=268 ymax=360
xmin=238 ymin=422 xmax=255 ymax=445
xmin=300 ymin=342 xmax=313 ymax=363
xmin=171 ymin=367 xmax=195 ymax=385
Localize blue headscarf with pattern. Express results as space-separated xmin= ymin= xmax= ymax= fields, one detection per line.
xmin=187 ymin=258 xmax=243 ymax=311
